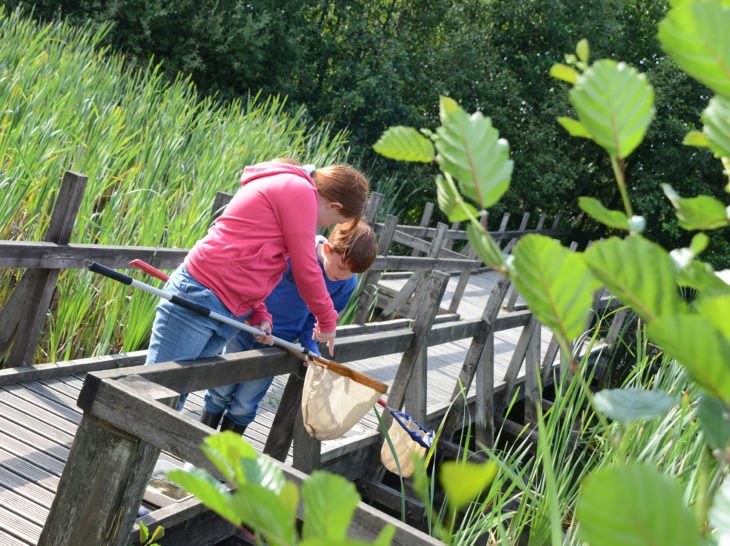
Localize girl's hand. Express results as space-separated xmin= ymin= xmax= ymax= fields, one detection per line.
xmin=313 ymin=323 xmax=336 ymax=356
xmin=253 ymin=322 xmax=273 ymax=345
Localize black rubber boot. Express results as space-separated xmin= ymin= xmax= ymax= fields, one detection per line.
xmin=220 ymin=415 xmax=247 ymax=436
xmin=200 ymin=409 xmax=223 ymax=430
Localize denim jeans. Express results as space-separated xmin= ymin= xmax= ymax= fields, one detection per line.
xmin=145 ymin=264 xmax=251 ymax=410
xmin=203 ymin=332 xmax=275 ymax=426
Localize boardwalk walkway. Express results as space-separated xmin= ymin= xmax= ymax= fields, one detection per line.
xmin=0 ymin=269 xmax=548 ymax=545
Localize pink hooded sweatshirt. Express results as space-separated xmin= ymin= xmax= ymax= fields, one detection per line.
xmin=185 ymin=161 xmax=338 ymax=333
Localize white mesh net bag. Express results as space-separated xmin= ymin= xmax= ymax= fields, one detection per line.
xmin=380 ymin=419 xmax=427 ymax=478
xmin=301 ymin=360 xmax=384 ymax=440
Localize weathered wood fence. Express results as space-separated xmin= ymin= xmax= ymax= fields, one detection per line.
xmin=0 ymin=170 xmax=626 ymax=544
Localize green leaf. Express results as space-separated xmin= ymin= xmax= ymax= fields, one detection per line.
xmin=695 ymin=294 xmax=730 ymax=341
xmin=576 ymin=39 xmax=590 ymax=63
xmin=584 ymin=236 xmax=686 ymax=322
xmin=231 ymin=484 xmax=297 ymax=546
xmin=577 ymin=463 xmax=700 ymax=546
xmin=302 ymin=471 xmax=360 ymax=541
xmin=683 ymin=130 xmax=710 ymax=147
xmin=435 ymin=101 xmax=513 ymax=208
xmin=697 ymin=394 xmax=730 ymax=451
xmin=570 ymin=59 xmax=655 ymax=158
xmin=278 ymin=481 xmax=300 ymax=522
xmin=647 ymin=314 xmax=730 ymax=404
xmin=240 ymin=453 xmax=285 ymax=494
xmin=373 ymin=126 xmax=436 ymax=163
xmin=439 ymin=95 xmax=461 ymax=123
xmin=436 ymin=174 xmax=479 ymax=222
xmin=593 ymin=388 xmax=676 ymax=424
xmin=467 ymin=222 xmax=506 ymax=269
xmin=662 ymin=184 xmax=730 ymax=230
xmin=659 ymin=2 xmax=730 ymax=99
xmin=139 ymin=521 xmax=150 ymax=544
xmin=702 ymin=96 xmax=730 ymax=158
xmin=149 ymin=525 xmax=164 ymax=543
xmin=579 ymin=196 xmax=630 ymax=230
xmin=689 ymin=233 xmax=710 ymax=256
xmin=557 ymin=117 xmax=593 ymax=139
xmin=201 ymin=431 xmax=257 ymax=485
xmin=439 ymin=460 xmax=498 ymax=512
xmin=677 ymin=260 xmax=730 ymax=294
xmin=549 ymin=63 xmax=579 ymax=84
xmin=166 ymin=468 xmax=240 ymax=525
xmin=512 ymin=235 xmax=600 ymax=341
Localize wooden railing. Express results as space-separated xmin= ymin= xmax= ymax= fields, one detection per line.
xmin=0 ymin=170 xmax=559 ymax=367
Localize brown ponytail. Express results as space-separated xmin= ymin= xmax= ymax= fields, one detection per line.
xmin=312 ymin=165 xmax=370 ymax=221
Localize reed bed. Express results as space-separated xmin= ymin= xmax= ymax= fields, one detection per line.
xmin=438 ymin=329 xmax=721 ymax=545
xmin=0 ymin=6 xmax=351 ymax=362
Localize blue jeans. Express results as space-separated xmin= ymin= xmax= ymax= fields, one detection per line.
xmin=203 ymin=333 xmax=274 ymax=426
xmin=145 ymin=264 xmax=251 ymax=410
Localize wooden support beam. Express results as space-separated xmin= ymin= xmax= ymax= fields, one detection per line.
xmin=1 ymin=171 xmax=87 ymax=366
xmin=498 ymin=315 xmax=539 ymax=417
xmin=355 ymin=214 xmax=398 ymax=324
xmin=40 ymin=376 xmax=178 ymax=546
xmin=364 ymin=192 xmax=384 ymax=223
xmin=475 ymin=330 xmax=495 ymax=447
xmin=444 ymin=275 xmax=511 ymax=439
xmin=263 ymin=359 xmax=306 ymax=461
xmin=210 ymin=190 xmax=233 ymax=221
xmin=524 ymin=322 xmax=541 ymax=425
xmin=410 ymin=202 xmax=434 ymax=256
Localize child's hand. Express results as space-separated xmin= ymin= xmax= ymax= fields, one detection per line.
xmin=313 ymin=323 xmax=336 ymax=356
xmin=253 ymin=322 xmax=273 ymax=345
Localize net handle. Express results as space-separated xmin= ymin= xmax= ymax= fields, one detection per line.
xmin=87 ymin=260 xmax=389 ymax=395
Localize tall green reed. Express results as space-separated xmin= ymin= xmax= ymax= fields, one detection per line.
xmin=0 ymin=6 xmax=351 ymax=362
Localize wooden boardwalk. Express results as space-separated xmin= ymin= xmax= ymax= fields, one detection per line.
xmin=0 ymin=269 xmax=558 ymax=545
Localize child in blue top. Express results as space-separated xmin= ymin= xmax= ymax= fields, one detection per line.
xmin=200 ymin=221 xmax=377 ymax=433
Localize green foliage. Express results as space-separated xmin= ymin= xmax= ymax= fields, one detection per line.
xmin=576 ymin=463 xmax=701 ymax=546
xmin=134 ymin=521 xmax=163 ymax=546
xmin=374 ymin=2 xmax=730 ymax=544
xmin=438 ymin=460 xmax=498 ymax=512
xmin=578 ymin=197 xmax=630 ymax=230
xmin=592 ymin=388 xmax=676 ymax=424
xmin=568 ymin=60 xmax=655 ymax=159
xmin=167 ymin=431 xmax=394 ymax=546
xmin=511 ymin=234 xmax=600 ymax=341
xmin=373 ymin=126 xmax=435 ymax=163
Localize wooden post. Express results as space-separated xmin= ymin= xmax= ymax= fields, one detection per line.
xmin=444 ymin=276 xmax=511 ymax=438
xmin=594 ymin=307 xmax=629 ymax=381
xmin=448 ymin=214 xmax=487 ymax=315
xmin=410 ymin=202 xmax=434 ymax=256
xmin=443 ymin=221 xmax=460 ymax=251
xmin=0 ymin=171 xmax=87 ymax=367
xmin=293 ymin=404 xmax=322 ymax=473
xmin=40 ymin=376 xmax=178 ymax=546
xmin=474 ymin=330 xmax=495 ymax=447
xmin=263 ymin=359 xmax=307 ymax=461
xmin=503 ymin=212 xmax=531 ymax=311
xmin=355 ymin=215 xmax=398 ymax=324
xmin=381 ymin=223 xmax=448 ymax=320
xmin=384 ymin=271 xmax=449 ymax=423
xmin=498 ymin=314 xmax=539 ymax=417
xmin=364 ymin=192 xmax=384 ymax=223
xmin=403 ymin=346 xmax=427 ymax=423
xmin=524 ymin=322 xmax=541 ymax=425
xmin=210 ymin=190 xmax=233 ymax=221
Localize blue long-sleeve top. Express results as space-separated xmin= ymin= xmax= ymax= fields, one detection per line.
xmin=227 ymin=236 xmax=357 ymax=356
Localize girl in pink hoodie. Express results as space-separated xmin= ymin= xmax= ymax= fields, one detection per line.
xmin=145 ymin=160 xmax=369 ymax=407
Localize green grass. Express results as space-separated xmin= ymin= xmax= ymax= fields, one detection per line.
xmin=0 ymin=6 xmax=352 ymax=363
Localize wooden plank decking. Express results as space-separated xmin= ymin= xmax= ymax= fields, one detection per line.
xmin=0 ymin=270 xmax=552 ymax=545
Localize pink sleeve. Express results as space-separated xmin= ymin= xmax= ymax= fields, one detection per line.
xmin=249 ymin=302 xmax=272 ymax=330
xmin=276 ymin=187 xmax=338 ymax=333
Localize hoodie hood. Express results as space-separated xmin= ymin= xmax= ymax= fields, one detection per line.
xmin=240 ymin=161 xmax=314 ymax=188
